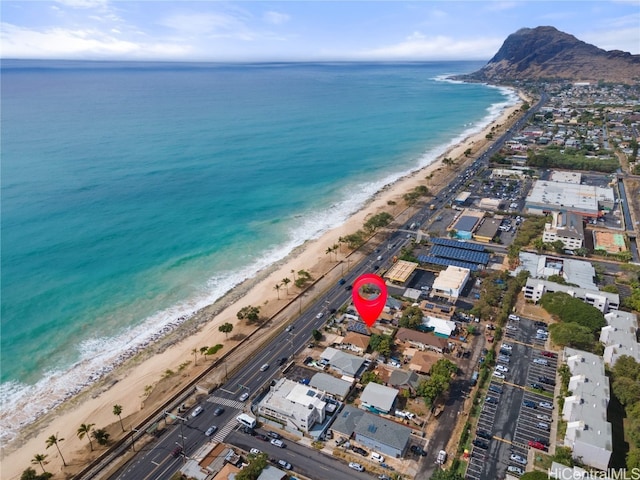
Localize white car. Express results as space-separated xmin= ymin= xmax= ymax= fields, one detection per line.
xmin=506 ymin=325 xmax=518 ymax=331
xmin=348 ymin=462 xmax=364 ymax=472
xmin=270 ymin=439 xmax=285 ymax=448
xmin=250 ymin=448 xmax=261 ymax=455
xmin=205 ymin=426 xmax=217 ymax=436
xmin=277 ymin=460 xmax=292 ymax=470
xmin=508 ymin=465 xmax=525 ymax=475
xmin=537 ymin=414 xmax=552 ymax=422
xmin=539 ymin=401 xmax=554 ymax=410
xmin=239 ymin=392 xmax=249 ymax=402
xmin=533 ymin=358 xmax=548 ymax=365
xmin=501 ymin=343 xmax=513 ymax=351
xmin=191 ymin=405 xmax=204 ymax=417
xmin=510 ymin=454 xmax=527 ymax=465
xmin=370 ymin=452 xmax=385 ymax=463
xmin=493 ymin=371 xmax=506 ymax=379
xmin=495 ymin=365 xmax=508 ymax=373
xmin=536 ymin=329 xmax=548 ymax=335
xmin=316 ymin=312 xmax=324 ymax=319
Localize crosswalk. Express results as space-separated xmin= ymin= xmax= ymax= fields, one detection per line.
xmin=207 ymin=395 xmax=245 ymax=410
xmin=211 ymin=418 xmax=239 ymax=443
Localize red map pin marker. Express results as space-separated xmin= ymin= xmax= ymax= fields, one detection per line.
xmin=352 ymin=273 xmax=388 ymax=327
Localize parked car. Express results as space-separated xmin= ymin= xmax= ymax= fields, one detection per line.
xmin=488 ymin=385 xmax=503 ymax=394
xmin=485 ymin=396 xmax=498 ymax=404
xmin=537 ymin=414 xmax=552 ymax=422
xmin=539 ymin=376 xmax=556 ymax=385
xmin=497 ymin=355 xmax=511 ymax=363
xmin=191 ymin=405 xmax=204 ymax=417
xmin=205 ymin=426 xmax=218 ymax=436
xmin=537 ymin=329 xmax=548 ymax=335
xmin=370 ymin=452 xmax=385 ymax=463
xmin=508 ymin=314 xmax=520 ymax=321
xmin=472 ymin=439 xmax=489 ymax=449
xmin=537 ymin=422 xmax=550 ymax=431
xmin=510 ymin=454 xmax=527 ymax=465
xmin=270 ymin=439 xmax=285 ymax=448
xmin=410 ymin=445 xmax=427 ymax=456
xmin=499 ymin=348 xmax=512 ymax=356
xmin=476 ymin=429 xmax=492 ymax=440
xmin=213 ymin=407 xmax=224 ymax=416
xmin=528 ymin=440 xmax=546 ymax=450
xmin=348 ymin=462 xmax=364 ymax=472
xmin=255 ymin=434 xmax=269 ymax=441
xmin=539 ymin=401 xmax=554 ymax=410
xmin=534 ymin=438 xmax=550 ymax=446
xmin=530 ymin=383 xmax=545 ymax=391
xmin=506 ymin=325 xmax=518 ymax=331
xmin=436 ymin=450 xmax=448 ymax=464
xmin=495 ymin=365 xmax=508 ymax=373
xmin=493 ymin=371 xmax=506 ymax=379
xmin=501 ymin=343 xmax=513 ymax=351
xmin=541 ymin=351 xmax=556 ymax=358
xmin=523 ymin=400 xmax=537 ymax=409
xmin=533 ymin=358 xmax=548 ymax=365
xmin=267 ymin=431 xmax=281 ymax=439
xmin=249 ymin=448 xmax=261 ymax=455
xmin=508 ymin=465 xmax=525 ymax=475
xmin=351 ymin=446 xmax=368 ymax=456
xmin=277 ymin=460 xmax=292 ymax=470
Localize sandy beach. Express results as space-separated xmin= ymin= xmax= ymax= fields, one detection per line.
xmin=1 ymin=92 xmax=528 ymax=480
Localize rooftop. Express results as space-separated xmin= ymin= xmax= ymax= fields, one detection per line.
xmin=310 ymin=372 xmax=353 ymax=399
xmin=359 ymin=382 xmax=398 ymax=413
xmin=353 ymin=410 xmax=412 ymax=451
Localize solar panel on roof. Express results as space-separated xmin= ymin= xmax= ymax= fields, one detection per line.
xmin=431 ymin=237 xmax=486 ymax=251
xmin=417 ymin=255 xmax=479 ymax=271
xmin=430 ymin=245 xmax=489 ymax=264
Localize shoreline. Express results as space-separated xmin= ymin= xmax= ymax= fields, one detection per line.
xmin=1 ymin=88 xmax=529 ymax=479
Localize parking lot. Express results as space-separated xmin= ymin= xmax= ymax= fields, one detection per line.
xmin=465 ymin=316 xmax=558 ymax=479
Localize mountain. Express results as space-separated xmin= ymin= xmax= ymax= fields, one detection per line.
xmin=459 ymin=26 xmax=640 ymax=84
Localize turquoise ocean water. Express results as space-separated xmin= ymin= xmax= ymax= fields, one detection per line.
xmin=0 ymin=60 xmax=516 ymax=442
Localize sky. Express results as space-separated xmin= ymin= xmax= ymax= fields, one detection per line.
xmin=1 ymin=1 xmax=639 ymax=62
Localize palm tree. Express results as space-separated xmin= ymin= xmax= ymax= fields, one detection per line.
xmin=274 ymin=283 xmax=281 ymax=300
xmin=200 ymin=346 xmax=209 ymax=360
xmin=77 ymin=423 xmax=95 ymax=451
xmin=332 ymin=243 xmax=339 ymax=260
xmin=113 ymin=404 xmax=125 ymax=432
xmin=92 ymin=428 xmax=110 ymax=447
xmin=291 ymin=269 xmax=296 ymax=282
xmin=192 ymin=348 xmax=198 ymax=366
xmin=31 ymin=453 xmax=48 ymax=474
xmin=282 ymin=277 xmax=291 ymax=295
xmin=45 ymin=433 xmax=66 ymax=466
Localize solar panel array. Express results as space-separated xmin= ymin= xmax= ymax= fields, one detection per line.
xmin=431 ymin=245 xmax=490 ymax=265
xmin=347 ymin=320 xmax=370 ymax=335
xmin=417 ymin=255 xmax=479 ymax=272
xmin=431 ymin=237 xmax=486 ymax=251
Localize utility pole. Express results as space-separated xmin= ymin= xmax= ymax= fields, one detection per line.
xmin=164 ymin=412 xmax=187 ymax=460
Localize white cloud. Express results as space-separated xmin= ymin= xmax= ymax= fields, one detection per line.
xmin=54 ymin=0 xmax=109 ymax=8
xmin=0 ymin=22 xmax=191 ymax=59
xmin=263 ymin=11 xmax=290 ymax=25
xmin=356 ymin=32 xmax=503 ymax=60
xmin=581 ymin=26 xmax=640 ymax=54
xmin=158 ymin=12 xmax=253 ymax=40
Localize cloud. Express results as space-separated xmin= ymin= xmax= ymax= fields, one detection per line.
xmin=0 ymin=22 xmax=191 ymax=59
xmin=581 ymin=26 xmax=640 ymax=54
xmin=158 ymin=11 xmax=254 ymax=40
xmin=356 ymin=32 xmax=503 ymax=60
xmin=54 ymin=0 xmax=109 ymax=8
xmin=263 ymin=11 xmax=290 ymax=25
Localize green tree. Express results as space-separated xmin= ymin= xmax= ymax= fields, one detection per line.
xmin=363 ymin=212 xmax=394 ymax=234
xmin=20 ymin=468 xmax=39 ymax=480
xmin=549 ymin=322 xmax=595 ymax=349
xmin=282 ymin=277 xmax=291 ymax=294
xmin=77 ymin=423 xmax=95 ymax=451
xmin=45 ymin=433 xmax=66 ymax=467
xmin=92 ymin=428 xmax=110 ymax=446
xmin=431 ymin=359 xmax=457 ymax=378
xmin=237 ymin=305 xmax=261 ymax=323
xmin=612 ymin=377 xmax=640 ymax=406
xmin=200 ymin=346 xmax=209 ymax=359
xmin=399 ymin=306 xmax=423 ymax=329
xmin=113 ymin=404 xmax=125 ymax=432
xmin=626 ymin=448 xmax=640 ymax=470
xmin=520 ymin=472 xmax=551 ymax=480
xmin=219 ymin=322 xmax=234 ymax=339
xmin=361 ymin=371 xmax=382 ymax=385
xmin=235 ymin=452 xmax=268 ymax=480
xmin=612 ymin=355 xmax=640 ymax=381
xmin=312 ymin=329 xmax=322 ymax=341
xmin=31 ymin=453 xmax=48 ymax=474
xmin=429 ymin=468 xmax=464 ymax=480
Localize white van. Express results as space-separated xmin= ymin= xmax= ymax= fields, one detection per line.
xmin=436 ymin=449 xmax=447 ymax=465
xmin=236 ymin=413 xmax=257 ymax=429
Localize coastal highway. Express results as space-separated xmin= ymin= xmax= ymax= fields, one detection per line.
xmin=109 ymin=93 xmax=547 ymax=480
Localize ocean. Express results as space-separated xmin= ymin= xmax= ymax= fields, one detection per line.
xmin=0 ymin=60 xmax=517 ymax=444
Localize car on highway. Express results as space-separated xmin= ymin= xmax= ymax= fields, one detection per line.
xmin=270 ymin=439 xmax=285 ymax=448
xmin=508 ymin=465 xmax=525 ymax=475
xmin=205 ymin=426 xmax=218 ymax=436
xmin=539 ymin=401 xmax=554 ymax=410
xmin=285 ymin=325 xmax=293 ymax=332
xmin=213 ymin=406 xmax=224 ymax=416
xmin=277 ymin=357 xmax=288 ymax=366
xmin=495 ymin=365 xmax=508 ymax=373
xmin=533 ymin=358 xmax=548 ymax=365
xmin=523 ymin=400 xmax=537 ymax=409
xmin=260 ymin=363 xmax=270 ymax=371
xmin=249 ymin=448 xmax=261 ymax=455
xmin=171 ymin=446 xmax=183 ymax=458
xmin=493 ymin=371 xmax=506 ymax=379
xmin=277 ymin=460 xmax=292 ymax=470
xmin=410 ymin=445 xmax=427 ymax=456
xmin=510 ymin=454 xmax=527 ymax=465
xmin=191 ymin=405 xmax=204 ymax=417
xmin=315 ymin=312 xmax=324 ymax=319
xmin=239 ymin=392 xmax=249 ymax=402
xmin=528 ymin=440 xmax=546 ymax=450
xmin=348 ymin=462 xmax=365 ymax=472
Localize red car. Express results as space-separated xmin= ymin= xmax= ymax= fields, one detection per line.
xmin=528 ymin=440 xmax=546 ymax=450
xmin=541 ymin=351 xmax=556 ymax=358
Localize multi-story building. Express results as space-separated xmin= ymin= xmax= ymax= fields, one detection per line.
xmin=542 ymin=212 xmax=584 ymax=251
xmin=523 ymin=279 xmax=619 ymax=313
xmin=601 ymin=311 xmax=640 ymax=366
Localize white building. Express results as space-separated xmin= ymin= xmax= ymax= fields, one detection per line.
xmin=431 ymin=265 xmax=470 ymax=301
xmin=601 ymin=311 xmax=640 ymax=366
xmin=516 ymin=252 xmax=597 ymax=289
xmin=542 ymin=212 xmax=584 ymax=251
xmin=525 ymin=180 xmax=614 ymax=217
xmin=258 ymin=378 xmax=328 ymax=433
xmin=562 ymin=348 xmax=612 ymax=471
xmin=523 ymin=279 xmax=619 ymax=313
xmin=359 ymin=383 xmax=398 ymax=414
